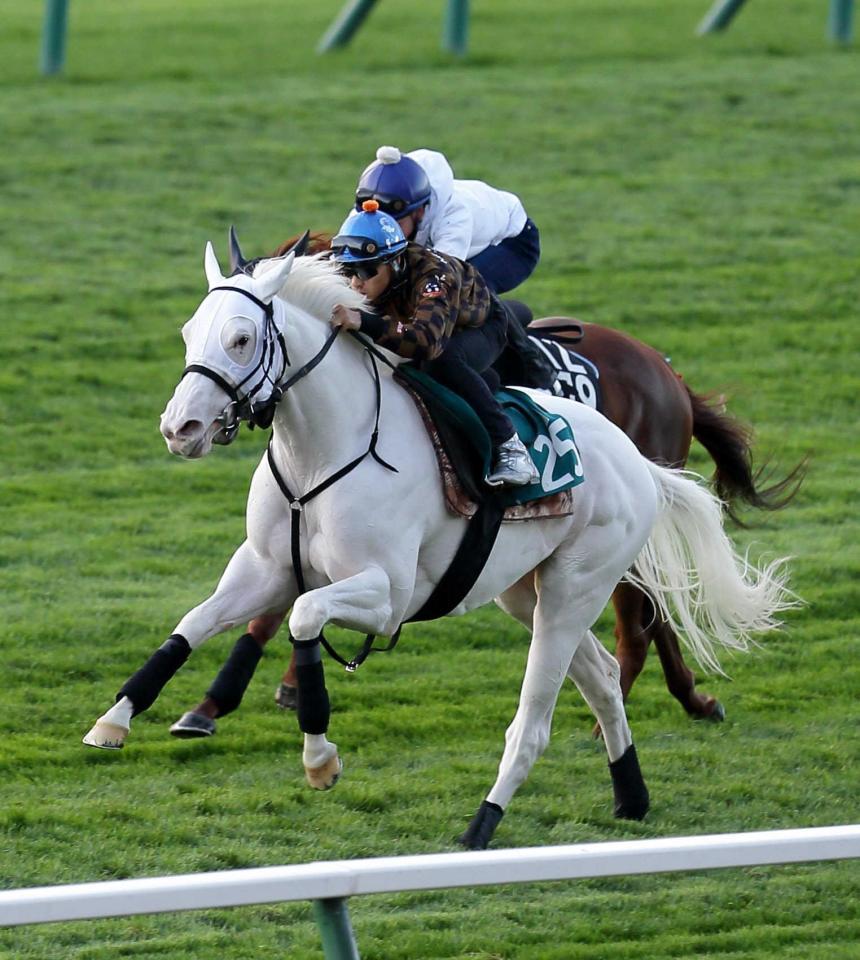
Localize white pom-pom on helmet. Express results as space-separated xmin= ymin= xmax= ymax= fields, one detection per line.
xmin=376 ymin=145 xmax=402 ymax=164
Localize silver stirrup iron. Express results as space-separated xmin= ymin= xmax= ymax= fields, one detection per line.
xmin=485 ymin=435 xmax=539 ymax=487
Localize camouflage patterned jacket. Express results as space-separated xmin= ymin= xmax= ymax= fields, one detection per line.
xmin=358 ymin=243 xmax=493 ymax=362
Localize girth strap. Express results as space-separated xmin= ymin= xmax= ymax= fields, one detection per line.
xmin=406 ymin=497 xmax=505 ymax=623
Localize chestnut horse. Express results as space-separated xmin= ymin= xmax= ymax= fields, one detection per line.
xmin=170 ymin=233 xmax=802 ymax=738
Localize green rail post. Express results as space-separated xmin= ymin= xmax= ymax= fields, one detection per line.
xmin=696 ymin=0 xmax=749 ymax=34
xmin=40 ymin=0 xmax=70 ymax=75
xmin=828 ymin=0 xmax=854 ymax=41
xmin=317 ymin=0 xmax=380 ymax=53
xmin=313 ymin=897 xmax=360 ymax=960
xmin=443 ymin=0 xmax=470 ymax=55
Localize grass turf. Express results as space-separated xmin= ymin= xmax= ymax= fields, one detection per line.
xmin=0 ymin=1 xmax=858 ymax=957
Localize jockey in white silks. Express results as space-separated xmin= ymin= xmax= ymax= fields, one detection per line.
xmin=355 ymin=146 xmax=540 ymax=296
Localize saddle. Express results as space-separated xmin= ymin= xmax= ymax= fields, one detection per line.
xmin=392 ymin=363 xmax=584 ymax=624
xmin=394 ymin=364 xmax=582 ymax=521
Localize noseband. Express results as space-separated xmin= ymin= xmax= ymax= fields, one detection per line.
xmin=179 ymin=284 xmax=324 ymax=439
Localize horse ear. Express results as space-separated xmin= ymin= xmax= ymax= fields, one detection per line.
xmin=254 ymin=252 xmax=295 ymax=302
xmin=204 ymin=241 xmax=224 ymax=289
xmin=228 ymin=225 xmax=251 ymax=275
xmin=291 ymin=230 xmax=311 ymax=257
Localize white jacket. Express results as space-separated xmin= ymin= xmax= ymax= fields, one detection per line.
xmin=408 ymin=149 xmax=528 ymax=261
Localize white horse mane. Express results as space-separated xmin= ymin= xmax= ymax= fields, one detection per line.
xmin=254 ymin=253 xmax=368 ymax=321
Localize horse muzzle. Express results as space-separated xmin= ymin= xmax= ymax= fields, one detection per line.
xmin=160 ymin=410 xmax=230 ymax=459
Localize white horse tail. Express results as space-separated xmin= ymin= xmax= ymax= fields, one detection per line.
xmin=626 ymin=461 xmax=799 ymax=676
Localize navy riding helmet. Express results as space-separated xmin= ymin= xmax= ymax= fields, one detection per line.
xmin=355 ymin=146 xmax=431 ymax=219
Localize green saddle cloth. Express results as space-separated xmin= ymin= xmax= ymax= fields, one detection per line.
xmin=395 ymin=364 xmax=585 ymax=508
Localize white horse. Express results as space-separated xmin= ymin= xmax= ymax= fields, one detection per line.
xmin=83 ymin=242 xmax=793 ymax=848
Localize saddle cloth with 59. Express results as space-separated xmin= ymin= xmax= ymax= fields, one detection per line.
xmin=528 ymin=334 xmax=603 ymax=411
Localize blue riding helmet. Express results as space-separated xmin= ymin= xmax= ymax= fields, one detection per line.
xmin=331 ymin=200 xmax=408 ymax=266
xmin=355 ymin=146 xmax=431 ymax=219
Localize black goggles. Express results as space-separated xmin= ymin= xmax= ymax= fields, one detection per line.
xmin=354 ymin=191 xmax=410 ymax=217
xmin=331 ymin=234 xmax=382 ymax=258
xmin=339 ymin=262 xmax=380 ymax=281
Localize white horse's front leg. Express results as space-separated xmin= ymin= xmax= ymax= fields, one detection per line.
xmin=173 ymin=540 xmax=295 ymax=647
xmin=83 ymin=541 xmax=292 ymax=750
xmin=288 ymin=566 xmax=394 ymax=791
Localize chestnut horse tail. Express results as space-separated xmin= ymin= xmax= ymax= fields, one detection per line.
xmin=686 ymin=385 xmax=806 ymax=523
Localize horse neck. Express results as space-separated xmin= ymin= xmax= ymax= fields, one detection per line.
xmin=270 ymin=302 xmax=384 ymax=481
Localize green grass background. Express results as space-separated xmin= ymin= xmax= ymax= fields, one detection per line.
xmin=0 ymin=1 xmax=858 ymax=957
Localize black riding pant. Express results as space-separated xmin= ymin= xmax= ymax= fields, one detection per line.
xmin=424 ymin=301 xmax=513 ymax=447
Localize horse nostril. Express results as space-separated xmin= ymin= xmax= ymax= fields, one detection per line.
xmin=175 ymin=420 xmax=203 ymax=439
xmin=163 ymin=420 xmax=202 ymax=441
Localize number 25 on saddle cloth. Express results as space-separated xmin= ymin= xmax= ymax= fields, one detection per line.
xmin=394 ymin=365 xmax=584 ymax=522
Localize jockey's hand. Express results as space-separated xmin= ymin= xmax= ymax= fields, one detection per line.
xmin=331 ymin=304 xmax=361 ymax=331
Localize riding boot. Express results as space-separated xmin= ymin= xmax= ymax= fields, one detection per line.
xmin=498 ymin=301 xmax=557 ymax=390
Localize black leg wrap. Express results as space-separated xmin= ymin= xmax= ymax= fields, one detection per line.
xmin=609 ymin=744 xmax=650 ymax=820
xmin=459 ymin=801 xmax=504 ymax=850
xmin=116 ymin=634 xmax=191 ymax=717
xmin=205 ymin=633 xmax=264 ymax=718
xmin=295 ymin=653 xmax=330 ymax=735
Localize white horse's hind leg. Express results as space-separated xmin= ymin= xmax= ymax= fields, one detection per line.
xmin=567 ymin=631 xmax=630 ymax=762
xmin=463 ymin=568 xmax=605 ymax=847
xmin=498 ymin=580 xmax=638 ymax=766
xmin=465 ymin=518 xmax=652 ymax=849
xmin=567 ymin=631 xmax=649 ymax=820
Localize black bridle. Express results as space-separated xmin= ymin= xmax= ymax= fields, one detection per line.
xmin=180 ymin=285 xmax=294 ymax=438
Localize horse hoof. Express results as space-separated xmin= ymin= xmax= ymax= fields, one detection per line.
xmin=706 ymin=701 xmax=726 ymax=723
xmin=275 ymin=682 xmax=297 ymax=711
xmin=305 ymin=754 xmax=343 ymax=790
xmin=170 ymin=712 xmax=216 ymax=738
xmin=82 ymin=721 xmax=128 ymax=750
xmin=459 ymin=801 xmax=504 ymax=850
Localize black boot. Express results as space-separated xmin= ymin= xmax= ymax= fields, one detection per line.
xmin=497 ymin=301 xmax=557 ymax=390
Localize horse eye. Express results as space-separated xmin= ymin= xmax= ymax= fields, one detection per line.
xmin=237 ymin=335 xmax=250 ymax=348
